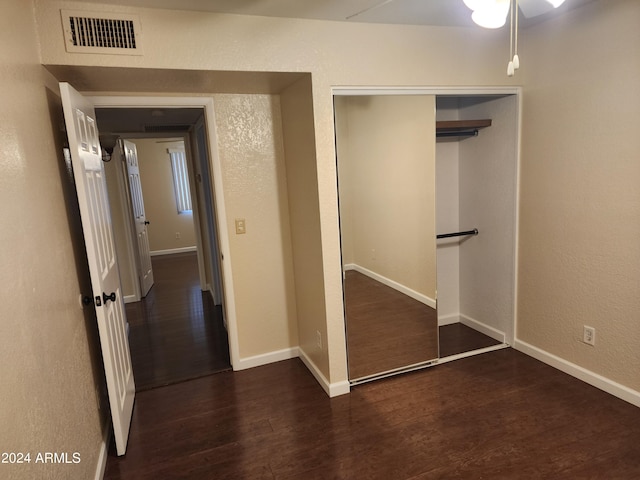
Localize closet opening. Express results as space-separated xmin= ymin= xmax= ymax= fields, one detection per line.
xmin=334 ymin=88 xmax=520 ymax=385
xmin=435 ymin=93 xmax=519 ymax=360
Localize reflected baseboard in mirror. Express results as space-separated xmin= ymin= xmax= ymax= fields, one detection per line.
xmin=344 ymin=271 xmax=438 ymax=380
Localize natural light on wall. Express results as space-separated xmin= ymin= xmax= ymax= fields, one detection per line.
xmin=168 ymin=148 xmax=192 ymax=213
xmin=462 ymin=0 xmax=565 ymax=76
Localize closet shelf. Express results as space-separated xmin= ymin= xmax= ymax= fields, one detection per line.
xmin=436 ymin=119 xmax=492 ymax=140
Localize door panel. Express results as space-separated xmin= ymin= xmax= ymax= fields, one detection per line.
xmin=60 ymin=82 xmax=135 ymax=456
xmin=122 ymin=140 xmax=154 ymax=296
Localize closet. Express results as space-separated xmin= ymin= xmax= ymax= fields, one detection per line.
xmin=334 ymin=89 xmax=519 ymax=384
xmin=435 ymin=93 xmax=519 ymax=358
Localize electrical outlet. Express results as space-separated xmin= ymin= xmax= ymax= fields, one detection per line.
xmin=583 ymin=326 xmax=596 ymax=346
xmin=316 ymin=330 xmax=322 ymax=350
xmin=175 ymin=232 xmax=181 ymax=239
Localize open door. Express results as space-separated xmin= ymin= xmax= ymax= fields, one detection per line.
xmin=121 ymin=139 xmax=154 ymax=296
xmin=60 ymin=83 xmax=135 ymax=456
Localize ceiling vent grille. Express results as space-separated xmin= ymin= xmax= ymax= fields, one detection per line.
xmin=61 ymin=10 xmax=143 ymax=55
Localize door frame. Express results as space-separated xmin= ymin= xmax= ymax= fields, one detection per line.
xmin=90 ymin=94 xmax=240 ymax=369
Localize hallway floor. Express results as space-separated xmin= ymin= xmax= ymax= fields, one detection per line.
xmin=125 ymin=252 xmax=231 ymax=391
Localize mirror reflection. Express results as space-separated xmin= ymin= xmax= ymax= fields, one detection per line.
xmin=335 ymin=95 xmax=438 ymax=381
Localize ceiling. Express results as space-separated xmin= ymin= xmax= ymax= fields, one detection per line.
xmin=78 ymin=0 xmax=595 ymax=28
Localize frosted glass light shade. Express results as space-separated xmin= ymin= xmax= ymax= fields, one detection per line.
xmin=465 ymin=0 xmax=510 ymax=29
xmin=463 ymin=0 xmax=485 ymax=10
xmin=472 ymin=8 xmax=508 ymax=28
xmin=546 ymin=0 xmax=566 ymax=7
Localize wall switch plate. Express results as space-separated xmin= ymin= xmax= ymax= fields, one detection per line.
xmin=583 ymin=325 xmax=596 ymax=346
xmin=235 ymin=218 xmax=246 ymax=235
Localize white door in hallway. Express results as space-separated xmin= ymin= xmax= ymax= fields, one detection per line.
xmin=122 ymin=139 xmax=154 ymax=296
xmin=60 ymin=82 xmax=135 ymax=456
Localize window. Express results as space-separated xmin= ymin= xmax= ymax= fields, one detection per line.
xmin=168 ymin=148 xmax=192 ymax=213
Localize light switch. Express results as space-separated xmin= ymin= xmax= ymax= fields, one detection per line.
xmin=235 ymin=218 xmax=246 ymax=235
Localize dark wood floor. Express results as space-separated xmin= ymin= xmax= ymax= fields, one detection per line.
xmin=104 ymin=348 xmax=640 ymax=479
xmin=126 ymin=252 xmax=231 ymax=391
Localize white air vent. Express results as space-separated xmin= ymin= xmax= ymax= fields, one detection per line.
xmin=61 ymin=10 xmax=143 ymax=55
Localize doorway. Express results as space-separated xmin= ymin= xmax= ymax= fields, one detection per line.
xmin=96 ymin=104 xmax=232 ymax=390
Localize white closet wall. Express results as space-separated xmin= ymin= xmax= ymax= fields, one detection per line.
xmin=436 ymin=94 xmax=519 ymax=345
xmin=435 ymin=98 xmax=461 ymax=323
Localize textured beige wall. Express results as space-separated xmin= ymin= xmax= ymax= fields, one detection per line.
xmin=336 ymin=95 xmax=437 ymax=299
xmin=132 ymin=138 xmax=197 ymax=252
xmin=0 ymin=1 xmax=106 ymax=478
xmin=34 ymin=0 xmax=518 ymax=384
xmin=519 ymin=0 xmax=640 ymax=391
xmin=214 ymin=95 xmax=299 ymax=358
xmin=281 ymin=77 xmax=332 ymax=376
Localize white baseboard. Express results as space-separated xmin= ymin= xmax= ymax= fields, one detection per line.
xmin=299 ymin=348 xmax=350 ymax=398
xmin=344 ymin=264 xmax=436 ymax=309
xmin=514 ymin=339 xmax=640 ymax=409
xmin=460 ymin=314 xmax=506 ymax=343
xmin=94 ymin=422 xmax=110 ymax=480
xmin=234 ymin=347 xmax=299 ymax=371
xmin=123 ymin=295 xmax=137 ymax=304
xmin=438 ymin=314 xmax=460 ymax=326
xmin=150 ymin=246 xmax=197 ymax=257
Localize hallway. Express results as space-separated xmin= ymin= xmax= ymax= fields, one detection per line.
xmin=125 ymin=252 xmax=231 ymax=390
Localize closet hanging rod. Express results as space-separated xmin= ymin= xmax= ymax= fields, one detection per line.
xmin=436 ymin=228 xmax=479 ymax=239
xmin=436 ymin=130 xmax=479 ymax=138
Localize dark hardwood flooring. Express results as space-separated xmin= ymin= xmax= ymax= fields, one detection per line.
xmin=126 ymin=252 xmax=231 ymax=391
xmin=439 ymin=322 xmax=502 ymax=358
xmin=345 ymin=270 xmax=439 ymax=379
xmin=105 ymin=348 xmax=640 ymax=479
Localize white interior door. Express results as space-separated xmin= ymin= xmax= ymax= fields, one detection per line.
xmin=122 ymin=139 xmax=154 ymax=296
xmin=60 ymin=82 xmax=135 ymax=456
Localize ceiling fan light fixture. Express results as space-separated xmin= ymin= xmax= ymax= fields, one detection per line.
xmin=463 ymin=0 xmax=485 ymax=11
xmin=545 ymin=0 xmax=566 ymax=7
xmin=471 ymin=9 xmax=508 ymax=28
xmin=465 ymin=0 xmax=510 ymax=29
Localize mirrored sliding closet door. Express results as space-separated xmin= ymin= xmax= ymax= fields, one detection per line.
xmin=334 ymin=94 xmax=438 ymax=382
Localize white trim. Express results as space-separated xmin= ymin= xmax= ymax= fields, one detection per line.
xmin=459 ymin=314 xmax=506 ymax=343
xmin=123 ymin=294 xmax=137 ymax=304
xmin=299 ymin=348 xmax=350 ymax=397
xmin=511 ymin=90 xmax=524 ymax=347
xmin=149 ymin=246 xmax=197 ymax=256
xmin=332 ymin=86 xmax=521 ymax=97
xmin=344 ymin=263 xmax=436 ymax=309
xmin=514 ymin=340 xmax=640 ymax=409
xmin=438 ymin=314 xmax=460 ymax=326
xmin=94 ymin=423 xmax=110 ymax=480
xmin=234 ymin=347 xmax=299 ymax=371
